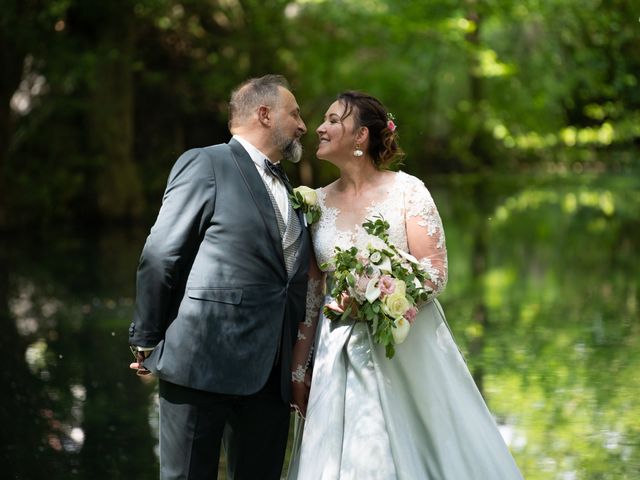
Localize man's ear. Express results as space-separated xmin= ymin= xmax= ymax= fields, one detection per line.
xmin=258 ymin=105 xmax=271 ymax=126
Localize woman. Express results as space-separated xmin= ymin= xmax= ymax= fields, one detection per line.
xmin=288 ymin=91 xmax=522 ymax=479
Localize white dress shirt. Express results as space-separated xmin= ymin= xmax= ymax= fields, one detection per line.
xmin=233 ymin=135 xmax=289 ymax=223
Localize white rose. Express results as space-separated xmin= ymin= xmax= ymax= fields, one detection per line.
xmin=294 ymin=186 xmax=318 ymax=206
xmin=393 ymin=279 xmax=407 ymax=297
xmin=383 ymin=290 xmax=410 ymax=318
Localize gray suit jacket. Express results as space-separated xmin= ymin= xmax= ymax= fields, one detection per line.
xmin=129 ymin=139 xmax=311 ymax=402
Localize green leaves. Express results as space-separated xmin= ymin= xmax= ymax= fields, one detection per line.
xmin=363 ymin=216 xmax=391 ymax=242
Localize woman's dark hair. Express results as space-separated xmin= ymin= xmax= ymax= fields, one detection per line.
xmin=337 ymin=91 xmax=404 ymax=169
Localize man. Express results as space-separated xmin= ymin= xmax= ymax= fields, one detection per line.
xmin=128 ymin=74 xmax=310 ymax=479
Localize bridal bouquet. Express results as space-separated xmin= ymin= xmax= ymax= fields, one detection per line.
xmin=322 ymin=217 xmax=432 ymax=359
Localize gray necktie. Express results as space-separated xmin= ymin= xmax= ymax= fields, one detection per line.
xmin=264 ymin=159 xmax=293 ymax=194
xmin=261 ymin=167 xmax=301 ymax=276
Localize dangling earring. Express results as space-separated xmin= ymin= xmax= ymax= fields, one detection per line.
xmin=353 ymin=143 xmax=364 ymax=157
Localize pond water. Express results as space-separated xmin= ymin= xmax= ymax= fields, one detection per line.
xmin=1 ymin=174 xmax=638 ymax=479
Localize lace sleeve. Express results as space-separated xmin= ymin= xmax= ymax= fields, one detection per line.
xmin=404 ymin=176 xmax=448 ymax=297
xmin=291 ymin=257 xmax=325 ymax=383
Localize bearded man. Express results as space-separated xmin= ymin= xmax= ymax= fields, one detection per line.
xmin=128 ymin=74 xmax=310 ymax=479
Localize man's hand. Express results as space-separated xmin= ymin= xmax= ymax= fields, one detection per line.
xmin=129 ymin=347 xmax=153 ymax=376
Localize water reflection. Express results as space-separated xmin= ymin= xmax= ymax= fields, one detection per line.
xmin=1 ymin=227 xmax=158 ymax=478
xmin=1 ymin=175 xmax=638 ymax=479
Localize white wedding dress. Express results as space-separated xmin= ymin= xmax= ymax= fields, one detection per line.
xmin=288 ymin=171 xmax=522 ymax=480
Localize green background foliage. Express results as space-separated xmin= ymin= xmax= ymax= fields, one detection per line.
xmin=2 ymin=0 xmax=638 ymax=226
xmin=1 ymin=1 xmax=639 ymax=478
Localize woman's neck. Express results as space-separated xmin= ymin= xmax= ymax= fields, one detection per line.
xmin=336 ymin=158 xmax=386 ymax=196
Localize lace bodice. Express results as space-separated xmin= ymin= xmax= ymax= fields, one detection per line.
xmin=290 ymin=171 xmax=448 ymax=391
xmin=311 ymin=171 xmax=448 ymax=293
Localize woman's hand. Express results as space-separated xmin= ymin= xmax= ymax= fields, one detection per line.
xmin=325 ymin=292 xmax=351 ymax=314
xmin=291 ymin=370 xmax=312 ymax=418
xmin=291 ymin=382 xmax=309 ymax=418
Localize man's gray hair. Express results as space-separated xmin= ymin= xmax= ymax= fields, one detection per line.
xmin=229 ymin=74 xmax=291 ymax=128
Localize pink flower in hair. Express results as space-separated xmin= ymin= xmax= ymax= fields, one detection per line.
xmin=387 ymin=120 xmax=396 ymax=132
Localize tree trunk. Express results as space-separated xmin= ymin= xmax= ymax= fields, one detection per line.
xmin=465 ymin=1 xmax=490 ymax=395
xmin=87 ymin=7 xmax=144 ymax=221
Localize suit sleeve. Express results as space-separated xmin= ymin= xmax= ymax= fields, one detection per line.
xmin=129 ymin=148 xmax=216 ymax=347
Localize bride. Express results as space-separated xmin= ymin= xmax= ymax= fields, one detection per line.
xmin=288 ymin=91 xmax=523 ymax=479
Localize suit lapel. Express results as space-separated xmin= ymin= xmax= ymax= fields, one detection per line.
xmin=289 ymin=209 xmax=309 ymax=276
xmin=228 ymin=139 xmax=285 ymax=267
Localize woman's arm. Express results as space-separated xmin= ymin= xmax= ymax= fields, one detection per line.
xmin=291 ymin=251 xmax=325 ymax=416
xmin=405 ymin=177 xmax=448 ymax=297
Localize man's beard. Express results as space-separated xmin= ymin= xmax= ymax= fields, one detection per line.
xmin=273 ymin=125 xmax=303 ymax=163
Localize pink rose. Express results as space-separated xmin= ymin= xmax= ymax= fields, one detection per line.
xmin=379 ymin=275 xmax=395 ymax=295
xmin=352 ymin=274 xmax=371 ymax=301
xmin=403 ymin=306 xmax=418 ymax=324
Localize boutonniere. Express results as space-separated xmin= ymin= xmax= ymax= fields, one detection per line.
xmin=290 ymin=186 xmax=321 ymax=227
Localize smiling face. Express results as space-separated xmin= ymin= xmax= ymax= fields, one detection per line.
xmin=316 ymin=100 xmax=360 ymax=161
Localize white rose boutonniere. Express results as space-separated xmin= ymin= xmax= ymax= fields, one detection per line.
xmin=290 ymin=186 xmax=321 ymax=226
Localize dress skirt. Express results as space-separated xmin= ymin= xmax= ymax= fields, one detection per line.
xmin=287 ymin=298 xmax=523 ymax=480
